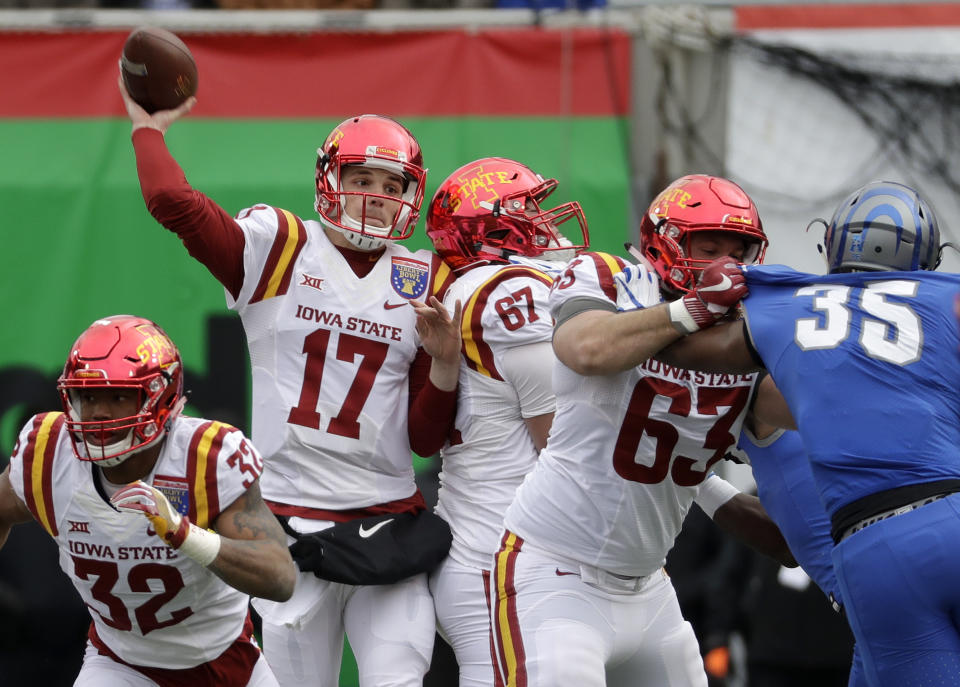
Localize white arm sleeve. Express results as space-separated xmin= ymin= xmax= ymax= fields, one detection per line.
xmin=500 ymin=341 xmax=557 ymax=419
xmin=694 ymin=472 xmax=741 ymax=519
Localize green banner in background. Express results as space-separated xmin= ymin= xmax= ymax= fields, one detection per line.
xmin=0 ymin=115 xmax=631 ymax=453
xmin=0 ymin=25 xmax=633 ymax=686
xmin=0 ymin=112 xmax=630 ymax=687
xmin=0 ymin=25 xmax=634 ymax=454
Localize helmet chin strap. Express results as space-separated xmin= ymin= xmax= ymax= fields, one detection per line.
xmin=339 ymin=226 xmax=389 ymax=251
xmin=81 ymin=396 xmax=186 ymax=468
xmin=325 ymin=209 xmax=391 ymax=251
xmin=85 ymin=431 xmax=148 ymax=468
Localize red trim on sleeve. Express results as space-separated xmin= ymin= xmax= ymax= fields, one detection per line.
xmin=583 ymin=252 xmax=626 ymax=302
xmin=430 ymin=254 xmax=457 ymax=302
xmin=185 ymin=421 xmax=232 ymax=528
xmin=465 ymin=288 xmax=503 ymax=383
xmin=463 ymin=267 xmax=555 ymax=381
xmin=249 ymin=208 xmax=308 ymax=304
xmin=21 ymin=412 xmax=64 ymax=537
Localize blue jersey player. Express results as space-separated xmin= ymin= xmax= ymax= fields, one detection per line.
xmin=737 ymin=425 xmax=864 ymax=687
xmin=658 ymin=181 xmax=960 ymax=687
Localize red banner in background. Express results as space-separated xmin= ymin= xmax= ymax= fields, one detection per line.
xmin=0 ymin=28 xmax=630 ymax=118
xmin=736 ymin=3 xmax=960 ymax=29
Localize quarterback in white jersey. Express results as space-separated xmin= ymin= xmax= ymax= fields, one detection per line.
xmin=123 ymin=82 xmax=462 ymax=687
xmin=494 ymin=175 xmax=788 ymax=687
xmin=425 ymin=157 xmax=589 ymax=686
xmin=0 ymin=315 xmax=295 ymax=687
xmin=228 ymin=201 xmax=454 ymax=511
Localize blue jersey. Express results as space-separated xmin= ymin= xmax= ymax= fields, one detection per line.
xmin=742 ymin=265 xmax=960 ymax=517
xmin=738 ymin=428 xmax=839 ymax=600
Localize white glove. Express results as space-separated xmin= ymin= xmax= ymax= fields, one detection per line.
xmin=112 ymin=480 xmax=221 ymax=566
xmin=614 ymin=263 xmax=661 ymax=311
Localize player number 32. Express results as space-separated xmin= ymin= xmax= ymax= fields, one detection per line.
xmin=794 ymin=280 xmax=922 ymax=365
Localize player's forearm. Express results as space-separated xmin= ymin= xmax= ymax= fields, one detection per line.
xmin=427 ymin=357 xmax=459 ymax=392
xmin=0 ymin=469 xmax=33 ymax=549
xmin=409 ymin=376 xmax=458 ymax=456
xmin=657 ymin=321 xmax=761 ymax=374
xmin=554 ymin=306 xmax=683 ymax=376
xmin=133 ymin=127 xmax=199 ymax=218
xmin=712 ymin=493 xmax=797 ymax=568
xmin=208 ymin=537 xmax=297 ymax=602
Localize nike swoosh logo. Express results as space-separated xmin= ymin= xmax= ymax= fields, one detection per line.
xmin=359 ymin=519 xmax=394 ymax=538
xmin=383 ymin=300 xmax=408 ymax=310
xmin=555 ymin=568 xmax=578 ymax=577
xmin=699 ymin=272 xmax=734 ymax=293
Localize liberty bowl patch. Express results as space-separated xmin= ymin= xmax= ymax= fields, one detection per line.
xmin=153 ymin=475 xmax=190 ymax=517
xmin=391 ymin=257 xmax=429 ymax=299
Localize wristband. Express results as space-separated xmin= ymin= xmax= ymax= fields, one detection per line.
xmin=179 ymin=522 xmax=222 ymax=567
xmin=668 ymin=298 xmax=699 ymax=335
xmin=696 ymin=474 xmax=740 ymax=519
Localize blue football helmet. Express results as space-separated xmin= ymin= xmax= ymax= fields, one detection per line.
xmin=824 ymin=181 xmax=941 ymax=273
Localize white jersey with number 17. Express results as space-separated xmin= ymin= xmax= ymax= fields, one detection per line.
xmin=227 ymin=205 xmax=453 ymax=511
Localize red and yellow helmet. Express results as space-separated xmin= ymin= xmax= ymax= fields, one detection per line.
xmin=315 ymin=114 xmax=427 ymax=249
xmin=639 ymin=175 xmax=767 ymax=294
xmin=57 ymin=315 xmax=185 ymax=467
xmin=426 ymin=157 xmax=589 ymax=273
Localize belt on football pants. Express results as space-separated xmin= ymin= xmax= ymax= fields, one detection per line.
xmin=830 ymin=478 xmax=960 ymax=544
xmin=518 ymin=539 xmax=656 ymax=594
xmin=838 ymin=493 xmax=949 ymax=543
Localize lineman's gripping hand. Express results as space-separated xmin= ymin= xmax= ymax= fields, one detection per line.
xmin=111 ymin=481 xmax=220 ymax=566
xmin=614 ymin=264 xmax=660 ymax=312
xmin=668 ymin=258 xmax=747 ymax=334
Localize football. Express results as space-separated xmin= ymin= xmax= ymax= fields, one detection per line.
xmin=121 ymin=26 xmax=197 ymax=114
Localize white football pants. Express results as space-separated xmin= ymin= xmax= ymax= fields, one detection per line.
xmin=73 ymin=643 xmax=278 ymax=686
xmin=491 ymin=541 xmax=708 ymax=687
xmin=257 ymin=569 xmax=435 ymax=687
xmin=429 ymin=555 xmax=501 ymax=687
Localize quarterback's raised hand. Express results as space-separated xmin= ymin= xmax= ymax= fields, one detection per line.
xmin=668 ymin=258 xmax=747 ymax=334
xmin=118 ymin=73 xmax=195 ymax=135
xmin=112 ymin=481 xmax=221 ymax=566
